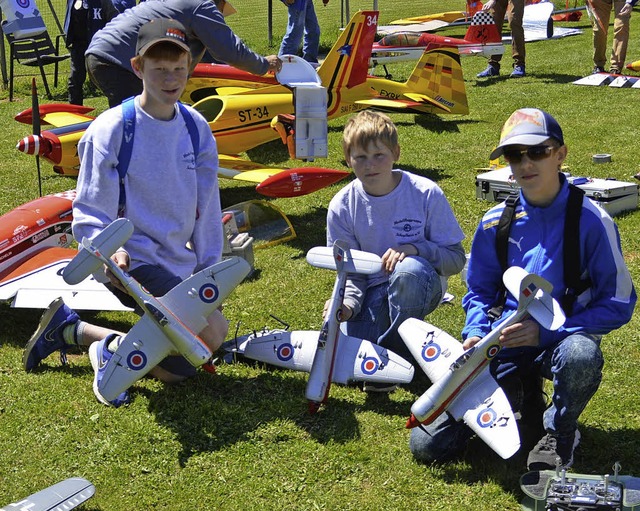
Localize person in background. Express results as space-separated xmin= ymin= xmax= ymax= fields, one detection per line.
xmin=64 ymin=0 xmax=134 ymax=105
xmin=85 ymin=0 xmax=281 ymax=107
xmin=279 ymin=0 xmax=326 ymax=67
xmin=477 ymin=0 xmax=526 ymax=78
xmin=588 ymin=0 xmax=637 ymax=74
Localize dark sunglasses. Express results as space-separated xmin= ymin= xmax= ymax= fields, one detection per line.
xmin=502 ymin=145 xmax=555 ymax=164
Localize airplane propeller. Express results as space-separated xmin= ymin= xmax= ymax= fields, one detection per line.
xmin=31 ymin=78 xmax=43 ymax=197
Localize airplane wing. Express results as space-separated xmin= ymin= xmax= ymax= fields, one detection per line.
xmin=217 ymin=154 xmax=348 ymax=197
xmin=450 ymin=370 xmax=521 ymax=459
xmin=228 ymin=330 xmax=319 ymax=372
xmin=331 ymin=333 xmax=414 ymax=385
xmin=157 ymin=257 xmax=252 ymax=335
xmin=354 ymin=95 xmax=451 ymax=113
xmin=1 ymin=477 xmax=95 ymax=511
xmin=0 ymin=248 xmax=132 ymax=311
xmin=97 ymin=316 xmax=174 ymax=401
xmin=399 ymin=318 xmax=465 ymax=383
xmin=14 ymin=104 xmax=95 ymax=127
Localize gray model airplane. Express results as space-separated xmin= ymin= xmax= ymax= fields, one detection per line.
xmin=1 ymin=478 xmax=95 ymax=511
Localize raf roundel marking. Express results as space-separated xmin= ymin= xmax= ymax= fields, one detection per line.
xmin=17 ymin=0 xmax=30 ymax=7
xmin=198 ymin=283 xmax=219 ymax=303
xmin=276 ymin=343 xmax=294 ymax=361
xmin=422 ymin=342 xmax=441 ymax=362
xmin=361 ymin=356 xmax=379 ymax=375
xmin=476 ymin=407 xmax=497 ymax=428
xmin=485 ymin=344 xmax=500 ymax=359
xmin=127 ymin=350 xmax=148 ymax=371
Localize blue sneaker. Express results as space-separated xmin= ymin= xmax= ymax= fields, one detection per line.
xmin=510 ymin=64 xmax=526 ymax=78
xmin=23 ymin=297 xmax=79 ymax=371
xmin=89 ymin=334 xmax=130 ymax=408
xmin=477 ymin=64 xmax=500 ymax=78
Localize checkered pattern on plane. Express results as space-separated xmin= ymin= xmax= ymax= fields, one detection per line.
xmin=472 ymin=11 xmax=495 ymax=25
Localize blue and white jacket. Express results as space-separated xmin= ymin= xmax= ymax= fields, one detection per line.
xmin=462 ymin=174 xmax=636 ymax=352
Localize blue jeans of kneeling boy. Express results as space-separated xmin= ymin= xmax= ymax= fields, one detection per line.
xmin=408 ymin=333 xmax=604 ymax=462
xmin=341 ymin=256 xmax=443 ymax=363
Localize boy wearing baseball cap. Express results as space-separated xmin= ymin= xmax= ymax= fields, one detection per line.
xmin=409 ymin=108 xmax=636 ymax=469
xmin=23 ymin=19 xmax=229 ymax=407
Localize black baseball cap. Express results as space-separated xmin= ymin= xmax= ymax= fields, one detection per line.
xmin=136 ymin=18 xmax=190 ymax=57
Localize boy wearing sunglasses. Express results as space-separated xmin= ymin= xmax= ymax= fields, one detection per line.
xmin=409 ymin=108 xmax=636 ymax=469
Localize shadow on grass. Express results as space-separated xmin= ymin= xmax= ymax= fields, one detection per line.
xmin=418 ymin=423 xmax=640 ymax=498
xmin=140 ymin=364 xmax=415 ymax=466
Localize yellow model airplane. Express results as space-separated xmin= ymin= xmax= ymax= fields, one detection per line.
xmin=16 ymin=11 xmax=468 ymax=197
xmin=181 ymin=11 xmax=468 ymax=155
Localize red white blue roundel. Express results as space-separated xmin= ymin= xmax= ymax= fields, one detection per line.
xmin=422 ymin=342 xmax=441 ymax=362
xmin=276 ymin=343 xmax=294 ymax=361
xmin=485 ymin=344 xmax=500 ymax=359
xmin=198 ymin=283 xmax=219 ymax=303
xmin=127 ymin=350 xmax=147 ymax=371
xmin=361 ymin=356 xmax=379 ymax=375
xmin=476 ymin=407 xmax=497 ymax=428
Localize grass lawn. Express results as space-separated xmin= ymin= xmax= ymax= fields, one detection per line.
xmin=1 ymin=1 xmax=639 ymax=509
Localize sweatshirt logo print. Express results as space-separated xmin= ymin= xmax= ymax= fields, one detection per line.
xmin=508 ymin=236 xmax=523 ymax=252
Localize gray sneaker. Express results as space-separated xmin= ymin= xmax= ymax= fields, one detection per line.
xmin=527 ymin=430 xmax=581 ymax=470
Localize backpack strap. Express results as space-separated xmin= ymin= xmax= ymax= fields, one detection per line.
xmin=116 ymin=97 xmax=136 ymax=218
xmin=116 ymin=100 xmax=200 ymax=218
xmin=487 ymin=194 xmax=519 ymax=321
xmin=561 ymin=184 xmax=591 ymax=314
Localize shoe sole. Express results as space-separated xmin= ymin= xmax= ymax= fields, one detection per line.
xmin=22 ymin=297 xmax=64 ymax=371
xmin=88 ymin=342 xmax=113 ymax=407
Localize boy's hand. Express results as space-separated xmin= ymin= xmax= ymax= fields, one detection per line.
xmin=499 ymin=319 xmax=539 ymax=348
xmin=322 ymin=299 xmax=353 ymax=321
xmin=381 ymin=244 xmax=417 ymax=273
xmin=265 ymin=55 xmax=283 ymax=74
xmin=462 ymin=336 xmax=481 ymax=350
xmin=105 ymin=250 xmax=130 ymax=293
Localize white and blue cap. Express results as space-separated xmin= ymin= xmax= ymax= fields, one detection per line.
xmin=490 ymin=108 xmax=564 ymax=159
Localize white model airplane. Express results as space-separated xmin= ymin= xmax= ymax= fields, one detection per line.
xmin=222 ymin=241 xmax=415 ymax=413
xmin=62 ymin=218 xmax=251 ymax=403
xmin=1 ymin=478 xmax=95 ymax=511
xmin=399 ymin=266 xmax=565 ymax=459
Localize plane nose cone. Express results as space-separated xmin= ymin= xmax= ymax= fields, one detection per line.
xmin=16 ymin=135 xmax=50 ymax=156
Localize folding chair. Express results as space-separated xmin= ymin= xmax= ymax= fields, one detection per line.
xmin=2 ymin=21 xmax=70 ymax=101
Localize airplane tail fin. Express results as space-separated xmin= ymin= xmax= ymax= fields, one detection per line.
xmin=63 ymin=218 xmax=134 ymax=286
xmin=464 ymin=11 xmax=501 ymax=44
xmin=503 ymin=266 xmax=566 ymax=331
xmin=404 ymin=47 xmax=469 ymax=115
xmin=317 ymin=11 xmax=378 ymax=93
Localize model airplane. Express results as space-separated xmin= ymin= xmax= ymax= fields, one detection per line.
xmin=1 ymin=477 xmax=95 ymax=511
xmin=574 ymin=70 xmax=640 ymax=88
xmin=62 ymin=218 xmax=251 ymax=403
xmin=520 ymin=461 xmax=640 ymax=511
xmin=371 ymin=11 xmax=503 ymax=69
xmin=181 ymin=11 xmax=468 ymax=124
xmin=0 ymin=190 xmax=134 ymax=311
xmin=14 ymin=58 xmax=346 ymax=199
xmin=222 ymin=241 xmax=414 ymax=413
xmin=399 ymin=266 xmax=565 ymax=459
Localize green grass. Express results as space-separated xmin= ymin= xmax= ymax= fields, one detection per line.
xmin=1 ymin=1 xmax=640 ymax=509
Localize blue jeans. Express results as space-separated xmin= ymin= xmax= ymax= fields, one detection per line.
xmin=409 ymin=333 xmax=604 ymax=462
xmin=341 ymin=256 xmax=442 ymax=363
xmin=279 ymin=0 xmax=320 ymax=63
